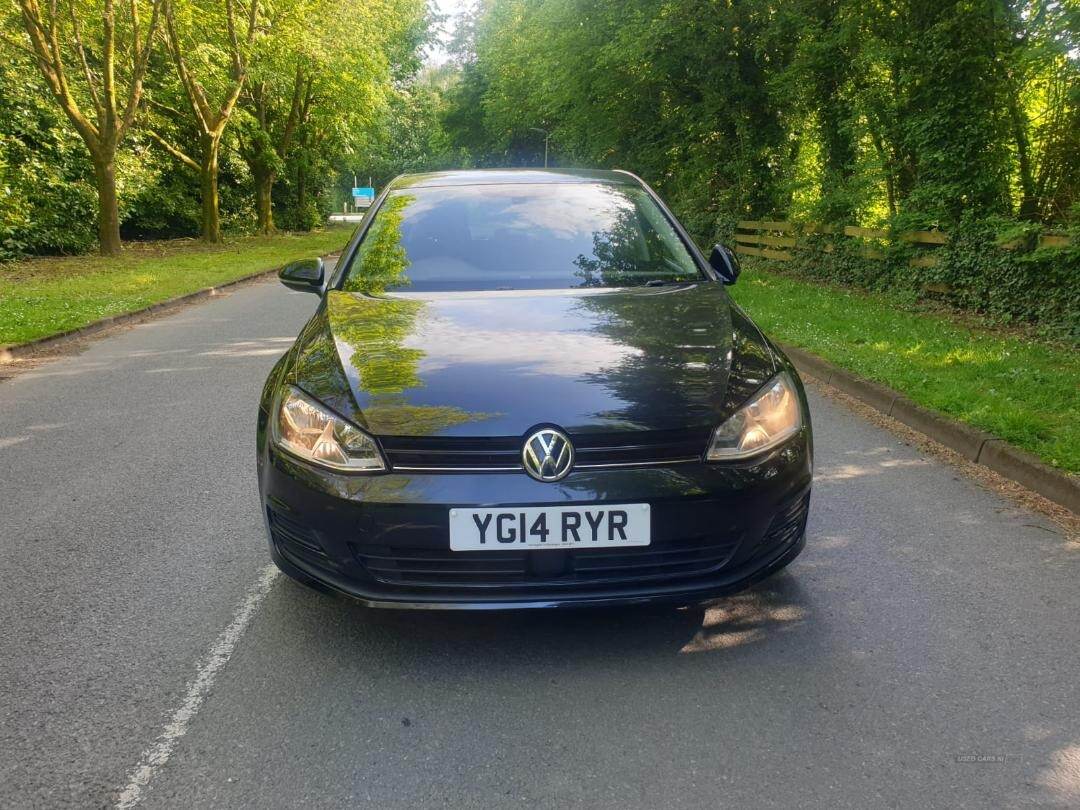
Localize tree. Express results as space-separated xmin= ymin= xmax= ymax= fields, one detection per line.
xmin=242 ymin=63 xmax=311 ymax=234
xmin=783 ymin=0 xmax=861 ymax=222
xmin=998 ymin=0 xmax=1080 ymax=222
xmin=237 ymin=0 xmax=428 ymax=233
xmin=8 ymin=0 xmax=162 ymax=254
xmin=237 ymin=0 xmax=325 ymax=234
xmin=452 ymin=0 xmax=797 ymax=236
xmin=146 ymin=0 xmax=259 ymax=242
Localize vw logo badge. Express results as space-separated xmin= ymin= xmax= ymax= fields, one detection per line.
xmin=522 ymin=427 xmax=574 ymax=482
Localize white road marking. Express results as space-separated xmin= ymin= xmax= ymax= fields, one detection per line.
xmin=114 ymin=565 xmax=281 ymax=809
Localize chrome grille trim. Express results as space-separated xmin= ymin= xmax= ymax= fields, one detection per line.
xmin=380 ymin=428 xmax=710 ymax=473
xmin=389 ymin=457 xmax=702 ymax=473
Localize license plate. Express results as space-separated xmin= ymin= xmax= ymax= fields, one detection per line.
xmin=449 ymin=504 xmax=651 ymax=551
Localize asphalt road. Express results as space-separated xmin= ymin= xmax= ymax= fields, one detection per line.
xmin=1 ymin=275 xmax=1077 ymax=809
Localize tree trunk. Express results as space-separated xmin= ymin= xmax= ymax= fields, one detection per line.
xmin=92 ymin=156 xmax=123 ymax=256
xmin=810 ymin=0 xmax=856 ymax=223
xmin=254 ymin=167 xmax=275 ymax=235
xmin=199 ymin=135 xmax=222 ymax=242
xmin=888 ymin=60 xmax=917 ymax=205
xmin=1008 ymin=93 xmax=1038 ymax=220
xmin=296 ymin=163 xmax=309 ymax=230
xmin=818 ymin=97 xmax=857 ymax=222
xmin=869 ymin=128 xmax=897 ymax=219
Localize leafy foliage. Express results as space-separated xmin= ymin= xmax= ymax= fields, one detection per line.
xmin=424 ymin=0 xmax=1079 ymax=334
xmin=0 ymin=57 xmax=98 ymax=258
xmin=783 ymin=223 xmax=1080 ymax=341
xmin=1 ymin=0 xmax=1077 ymax=343
xmin=0 ymin=0 xmax=429 ymax=255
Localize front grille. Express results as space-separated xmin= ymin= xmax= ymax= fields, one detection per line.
xmin=353 ymin=546 xmax=529 ymax=587
xmin=379 ymin=435 xmax=520 ymax=470
xmin=379 ymin=428 xmax=711 ymax=472
xmin=351 ymin=535 xmax=739 ymax=590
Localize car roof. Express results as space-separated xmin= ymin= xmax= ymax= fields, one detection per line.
xmin=388 ymin=168 xmax=641 ymax=190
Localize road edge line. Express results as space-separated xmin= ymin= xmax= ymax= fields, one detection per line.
xmin=113 ymin=565 xmax=281 ymax=809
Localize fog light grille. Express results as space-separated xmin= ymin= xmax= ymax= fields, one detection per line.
xmin=762 ymin=493 xmax=810 ymax=550
xmin=268 ymin=508 xmax=332 ymax=568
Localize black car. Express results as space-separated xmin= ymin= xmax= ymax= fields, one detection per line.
xmin=257 ymin=169 xmax=812 ymax=609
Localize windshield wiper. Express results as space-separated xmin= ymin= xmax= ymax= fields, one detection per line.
xmin=643 ymin=278 xmax=695 ymax=287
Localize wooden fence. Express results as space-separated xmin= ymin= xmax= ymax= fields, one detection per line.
xmin=734 ymin=221 xmax=1072 ymax=268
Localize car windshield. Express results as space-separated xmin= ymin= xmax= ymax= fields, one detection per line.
xmin=340 ymin=182 xmax=706 ymax=293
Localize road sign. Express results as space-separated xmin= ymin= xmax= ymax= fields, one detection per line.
xmin=351 ymin=186 xmax=375 ymax=205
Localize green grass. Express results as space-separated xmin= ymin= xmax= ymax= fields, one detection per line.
xmin=731 ymin=265 xmax=1080 ymax=474
xmin=0 ymin=226 xmax=352 ymax=346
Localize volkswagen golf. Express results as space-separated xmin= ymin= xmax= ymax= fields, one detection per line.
xmin=257 ymin=169 xmax=812 ymax=609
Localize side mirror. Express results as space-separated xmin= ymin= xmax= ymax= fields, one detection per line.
xmin=279 ymin=257 xmax=324 ymax=294
xmin=709 ymin=244 xmax=741 ymax=285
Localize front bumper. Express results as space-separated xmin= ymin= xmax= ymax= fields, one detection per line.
xmin=257 ymin=428 xmax=812 ymax=610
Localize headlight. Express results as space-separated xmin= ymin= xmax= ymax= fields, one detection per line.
xmin=272 ymin=386 xmax=385 ymax=472
xmin=706 ymin=372 xmax=802 ymax=461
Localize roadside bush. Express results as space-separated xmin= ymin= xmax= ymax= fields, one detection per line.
xmin=767 ymin=216 xmax=1079 ymax=342
xmin=934 ymin=217 xmax=1079 ymax=338
xmin=119 ymin=155 xmax=202 ymax=241
xmin=0 ymin=63 xmax=98 ymax=259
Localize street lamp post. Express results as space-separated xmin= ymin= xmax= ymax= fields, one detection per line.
xmin=529 ymin=127 xmax=550 ymax=168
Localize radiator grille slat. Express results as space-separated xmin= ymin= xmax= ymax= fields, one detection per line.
xmin=379 ymin=428 xmax=710 ymax=471
xmin=352 ymin=534 xmax=739 ymax=590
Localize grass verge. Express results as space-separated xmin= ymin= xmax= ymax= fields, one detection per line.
xmin=732 ymin=265 xmax=1079 ymax=474
xmin=0 ymin=226 xmax=352 ymax=346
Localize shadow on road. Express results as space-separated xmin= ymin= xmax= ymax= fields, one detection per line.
xmin=264 ymin=569 xmax=815 ymax=667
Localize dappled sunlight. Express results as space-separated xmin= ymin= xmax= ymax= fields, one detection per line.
xmin=877 ymin=458 xmax=932 ymax=469
xmin=139 ymin=317 xmax=233 ymax=330
xmin=813 ymin=534 xmax=852 ymax=550
xmin=125 ymin=348 xmax=191 ymax=358
xmin=939 ymin=347 xmax=982 ymax=366
xmin=143 ymin=366 xmax=212 ymax=374
xmin=813 ymin=463 xmax=876 ymax=482
xmin=680 ymin=585 xmax=808 ymax=654
xmin=0 ymin=0 xmax=1076 ymax=802
xmin=841 ymin=445 xmax=892 ymax=457
xmin=814 ymin=450 xmax=931 ymax=484
xmin=197 ymin=337 xmax=296 ymax=358
xmin=19 ymin=361 xmax=113 ymax=380
xmin=201 ymin=348 xmax=284 ymax=357
xmin=270 ymin=572 xmax=814 ymax=665
xmin=1035 ymin=743 xmax=1080 ymax=806
xmin=865 ymin=340 xmax=1002 ymax=369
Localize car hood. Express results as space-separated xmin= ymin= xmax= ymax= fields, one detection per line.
xmin=288 ymin=284 xmax=777 ymax=437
